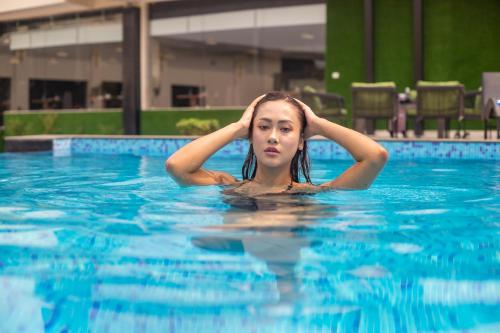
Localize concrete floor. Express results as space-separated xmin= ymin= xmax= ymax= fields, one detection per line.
xmin=368 ymin=129 xmax=499 ymax=142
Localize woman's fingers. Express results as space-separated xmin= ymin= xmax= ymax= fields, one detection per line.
xmin=241 ymin=94 xmax=265 ymax=122
xmin=245 ymin=94 xmax=265 ymax=114
xmin=236 ymin=94 xmax=266 ymax=138
xmin=295 ymin=98 xmax=315 ymax=117
xmin=295 ymin=98 xmax=320 ymax=138
xmin=251 ymin=94 xmax=266 ymax=106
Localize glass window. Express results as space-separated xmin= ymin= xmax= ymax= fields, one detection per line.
xmin=2 ymin=13 xmax=123 ymax=112
xmin=148 ymin=4 xmax=325 ymax=108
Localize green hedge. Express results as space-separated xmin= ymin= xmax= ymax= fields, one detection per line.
xmin=4 ymin=108 xmax=487 ymax=136
xmin=142 ymin=109 xmax=242 ymax=135
xmin=3 ymin=108 xmax=244 ymax=136
xmin=4 ymin=110 xmax=123 ymax=136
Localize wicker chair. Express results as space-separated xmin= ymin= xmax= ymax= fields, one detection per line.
xmin=351 ymin=82 xmax=398 ymax=136
xmin=300 ymin=89 xmax=347 ymax=125
xmin=415 ymin=81 xmax=464 ymax=138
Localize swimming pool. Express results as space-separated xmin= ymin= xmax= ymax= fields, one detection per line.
xmin=0 ymin=145 xmax=499 ymax=332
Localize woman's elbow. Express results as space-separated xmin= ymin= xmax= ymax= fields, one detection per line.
xmin=165 ymin=157 xmax=178 ymax=175
xmin=165 ymin=158 xmax=189 ymax=185
xmin=368 ymin=146 xmax=389 ymax=166
xmin=377 ymin=147 xmax=389 ymax=163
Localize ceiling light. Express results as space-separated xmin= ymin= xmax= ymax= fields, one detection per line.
xmin=300 ymin=33 xmax=315 ymax=40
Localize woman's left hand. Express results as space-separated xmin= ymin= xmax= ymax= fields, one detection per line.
xmin=295 ymin=98 xmax=322 ymax=139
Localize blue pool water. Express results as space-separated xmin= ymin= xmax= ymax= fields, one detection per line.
xmin=0 ymin=152 xmax=499 ymax=332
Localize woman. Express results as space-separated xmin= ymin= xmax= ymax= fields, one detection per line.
xmin=166 ymin=91 xmax=388 ymax=195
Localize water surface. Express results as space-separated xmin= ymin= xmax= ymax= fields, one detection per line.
xmin=0 ymin=152 xmax=499 ymax=332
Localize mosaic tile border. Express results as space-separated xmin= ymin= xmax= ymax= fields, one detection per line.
xmin=53 ymin=138 xmax=499 ymax=160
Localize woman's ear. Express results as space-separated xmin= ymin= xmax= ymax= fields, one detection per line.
xmin=298 ymin=136 xmax=304 ymax=151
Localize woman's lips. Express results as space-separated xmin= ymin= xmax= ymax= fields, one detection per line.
xmin=264 ymin=147 xmax=280 ymax=156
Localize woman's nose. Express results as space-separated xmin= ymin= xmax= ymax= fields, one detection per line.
xmin=267 ymin=128 xmax=278 ymax=143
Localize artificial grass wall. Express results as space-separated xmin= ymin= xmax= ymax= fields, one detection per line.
xmin=325 ymin=0 xmax=494 ymax=130
xmin=374 ymin=0 xmax=413 ymax=90
xmin=327 ymin=0 xmax=500 ymax=93
xmin=325 ymin=0 xmax=364 ymax=127
xmin=3 ymin=108 xmax=245 ymax=136
xmin=424 ymin=0 xmax=500 ymax=90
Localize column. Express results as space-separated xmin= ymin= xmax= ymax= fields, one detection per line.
xmin=122 ymin=7 xmax=141 ymax=134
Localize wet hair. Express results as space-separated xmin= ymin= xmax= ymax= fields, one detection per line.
xmin=241 ymin=91 xmax=311 ymax=183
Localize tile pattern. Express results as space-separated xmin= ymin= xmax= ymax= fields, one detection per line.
xmin=53 ymin=138 xmax=500 ymax=160
xmin=52 ymin=138 xmax=71 ymax=157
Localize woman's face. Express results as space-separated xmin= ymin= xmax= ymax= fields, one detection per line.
xmin=251 ymin=100 xmax=304 ymax=169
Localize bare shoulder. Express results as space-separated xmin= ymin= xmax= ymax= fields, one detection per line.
xmin=206 ymin=170 xmax=240 ymax=185
xmin=288 ymin=182 xmax=324 ymax=194
xmin=174 ymin=169 xmax=240 ymax=186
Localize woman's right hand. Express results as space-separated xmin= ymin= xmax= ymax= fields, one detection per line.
xmin=235 ymin=94 xmax=265 ymax=138
xmin=294 ymin=98 xmax=323 ymax=139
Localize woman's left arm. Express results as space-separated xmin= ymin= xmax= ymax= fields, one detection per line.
xmin=297 ymin=100 xmax=388 ymax=190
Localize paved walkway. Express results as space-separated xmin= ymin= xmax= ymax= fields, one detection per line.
xmin=368 ymin=130 xmax=498 ymax=142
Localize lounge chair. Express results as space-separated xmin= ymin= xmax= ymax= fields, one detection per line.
xmin=458 ymin=88 xmax=482 ymax=138
xmin=351 ymin=82 xmax=398 ymax=136
xmin=415 ymin=81 xmax=464 ymax=138
xmin=300 ymin=87 xmax=347 ymax=125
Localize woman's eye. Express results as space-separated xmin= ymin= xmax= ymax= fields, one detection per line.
xmin=281 ymin=128 xmax=291 ymax=133
xmin=258 ymin=125 xmax=269 ymax=130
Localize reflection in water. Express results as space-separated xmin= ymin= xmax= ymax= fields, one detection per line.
xmin=192 ymin=193 xmax=337 ymax=306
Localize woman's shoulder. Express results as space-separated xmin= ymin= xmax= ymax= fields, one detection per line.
xmin=287 ymin=182 xmax=323 ymax=195
xmin=222 ymin=180 xmax=327 ymax=197
xmin=221 ymin=179 xmax=249 ymax=194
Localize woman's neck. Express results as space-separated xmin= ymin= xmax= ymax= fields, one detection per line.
xmin=252 ymin=166 xmax=292 ymax=188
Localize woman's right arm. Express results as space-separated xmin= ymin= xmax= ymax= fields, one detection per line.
xmin=296 ymin=99 xmax=388 ymax=190
xmin=165 ymin=95 xmax=263 ymax=185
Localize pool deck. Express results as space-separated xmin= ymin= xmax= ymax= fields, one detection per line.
xmin=4 ymin=130 xmax=499 ymax=153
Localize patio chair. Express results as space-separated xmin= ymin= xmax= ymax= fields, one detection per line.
xmin=457 ymin=88 xmax=482 ymax=138
xmin=300 ymin=87 xmax=347 ymax=125
xmin=484 ymin=98 xmax=500 ymax=139
xmin=457 ymin=73 xmax=500 ymax=139
xmin=351 ymin=82 xmax=398 ymax=136
xmin=415 ymin=81 xmax=464 ymax=138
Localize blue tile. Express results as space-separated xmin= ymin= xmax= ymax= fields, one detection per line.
xmin=52 ymin=138 xmax=500 ymax=160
